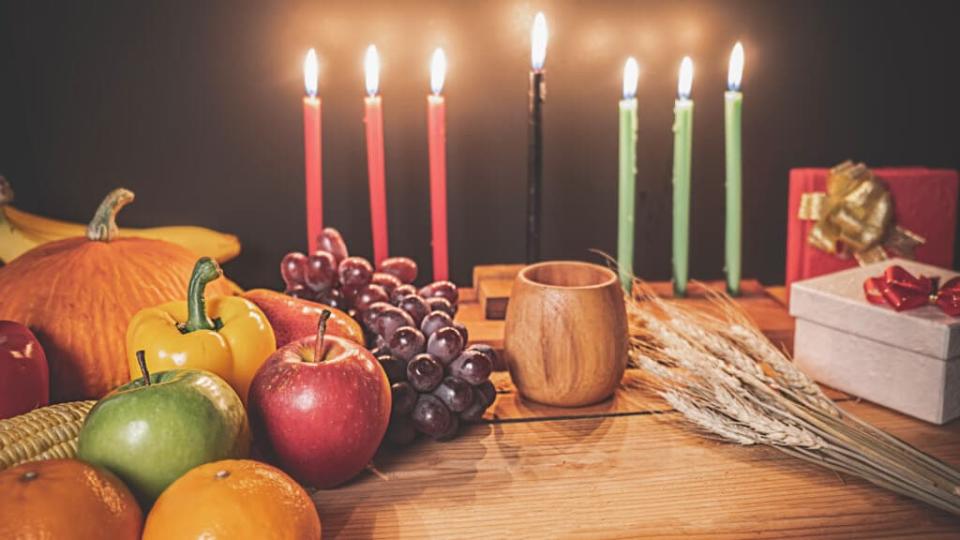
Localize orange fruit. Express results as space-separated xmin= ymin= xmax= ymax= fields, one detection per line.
xmin=0 ymin=459 xmax=143 ymax=539
xmin=143 ymin=459 xmax=321 ymax=540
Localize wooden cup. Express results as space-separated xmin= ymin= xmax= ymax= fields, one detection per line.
xmin=503 ymin=261 xmax=628 ymax=407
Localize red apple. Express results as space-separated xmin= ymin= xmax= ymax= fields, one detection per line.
xmin=248 ymin=319 xmax=391 ymax=489
xmin=0 ymin=321 xmax=49 ymax=419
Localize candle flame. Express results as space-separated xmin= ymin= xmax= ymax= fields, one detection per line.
xmin=304 ymin=48 xmax=318 ymax=97
xmin=364 ymin=44 xmax=380 ymax=97
xmin=677 ymin=56 xmax=694 ymax=100
xmin=622 ymin=57 xmax=639 ymax=100
xmin=531 ymin=12 xmax=548 ymax=71
xmin=430 ymin=48 xmax=447 ymax=95
xmin=727 ymin=41 xmax=744 ymax=91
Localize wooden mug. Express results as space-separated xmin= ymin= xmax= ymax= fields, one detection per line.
xmin=503 ymin=261 xmax=628 ymax=407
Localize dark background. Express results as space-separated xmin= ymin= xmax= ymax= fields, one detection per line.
xmin=1 ymin=0 xmax=958 ymax=290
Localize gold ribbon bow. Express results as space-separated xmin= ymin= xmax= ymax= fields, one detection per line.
xmin=798 ymin=161 xmax=925 ymax=265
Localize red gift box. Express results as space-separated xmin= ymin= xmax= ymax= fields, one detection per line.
xmin=785 ymin=167 xmax=958 ymax=295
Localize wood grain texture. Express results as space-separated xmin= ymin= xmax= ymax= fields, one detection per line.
xmin=484 ymin=371 xmax=851 ymax=423
xmin=313 ymin=401 xmax=960 ymax=539
xmin=503 ymin=262 xmax=628 ymax=407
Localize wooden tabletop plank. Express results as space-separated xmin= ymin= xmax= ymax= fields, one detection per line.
xmin=313 ymin=399 xmax=960 ymax=539
xmin=486 ymin=370 xmax=851 ymax=423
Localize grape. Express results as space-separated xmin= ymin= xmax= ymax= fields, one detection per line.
xmin=280 ymin=252 xmax=307 ymax=288
xmin=353 ymin=283 xmax=389 ymax=313
xmin=435 ymin=413 xmax=460 ymax=441
xmin=371 ymin=272 xmax=402 ymax=295
xmin=468 ymin=343 xmax=500 ymax=371
xmin=370 ymin=344 xmax=390 ymax=358
xmin=449 ymin=349 xmax=492 ymax=385
xmin=316 ymin=287 xmax=344 ymax=310
xmin=317 ymin=227 xmax=349 ymax=264
xmin=305 ymin=251 xmax=338 ymax=292
xmin=362 ymin=301 xmax=392 ymax=329
xmin=459 ymin=398 xmax=486 ymax=423
xmin=338 ymin=256 xmax=373 ymax=288
xmin=453 ymin=322 xmax=468 ymax=345
xmin=406 ymin=354 xmax=444 ymax=392
xmin=372 ymin=306 xmax=416 ymax=341
xmin=377 ymin=355 xmax=407 ymax=383
xmin=459 ymin=382 xmax=495 ymax=423
xmin=426 ymin=327 xmax=464 ymax=365
xmin=385 ymin=417 xmax=417 ymax=446
xmin=411 ymin=394 xmax=453 ymax=438
xmin=420 ymin=311 xmax=453 ymax=338
xmin=432 ymin=376 xmax=474 ymax=412
xmin=425 ymin=297 xmax=455 ymax=317
xmin=419 ymin=280 xmax=459 ymax=307
xmin=390 ymin=284 xmax=417 ymax=305
xmin=378 ymin=257 xmax=418 ymax=284
xmin=391 ymin=382 xmax=418 ymax=416
xmin=388 ymin=326 xmax=426 ymax=361
xmin=340 ymin=284 xmax=360 ymax=308
xmin=398 ymin=295 xmax=430 ymax=326
xmin=476 ymin=380 xmax=497 ymax=407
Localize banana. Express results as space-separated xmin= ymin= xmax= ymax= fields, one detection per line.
xmin=0 ymin=177 xmax=241 ymax=264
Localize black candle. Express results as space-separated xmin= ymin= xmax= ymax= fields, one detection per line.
xmin=526 ymin=12 xmax=548 ymax=263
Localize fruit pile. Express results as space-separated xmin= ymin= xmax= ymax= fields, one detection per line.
xmin=280 ymin=227 xmax=498 ymax=442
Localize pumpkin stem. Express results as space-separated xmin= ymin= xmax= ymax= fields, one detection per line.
xmin=86 ymin=188 xmax=135 ymax=242
xmin=182 ymin=257 xmax=223 ymax=333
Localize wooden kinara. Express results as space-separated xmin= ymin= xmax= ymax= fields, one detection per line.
xmin=311 ymin=265 xmax=960 ymax=538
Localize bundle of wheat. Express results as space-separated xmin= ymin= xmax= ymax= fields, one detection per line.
xmin=626 ymin=279 xmax=960 ymax=516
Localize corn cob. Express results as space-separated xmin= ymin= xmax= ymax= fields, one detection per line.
xmin=0 ymin=401 xmax=95 ymax=469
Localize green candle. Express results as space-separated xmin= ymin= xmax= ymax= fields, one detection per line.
xmin=672 ymin=56 xmax=694 ymax=297
xmin=618 ymin=57 xmax=639 ymax=292
xmin=724 ymin=42 xmax=744 ymax=296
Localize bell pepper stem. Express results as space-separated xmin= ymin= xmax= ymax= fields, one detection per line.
xmin=313 ymin=309 xmax=332 ymax=363
xmin=182 ymin=257 xmax=223 ymax=333
xmin=86 ymin=188 xmax=135 ymax=242
xmin=136 ymin=350 xmax=152 ymax=386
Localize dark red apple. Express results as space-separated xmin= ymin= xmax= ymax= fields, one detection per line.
xmin=248 ymin=319 xmax=391 ymax=489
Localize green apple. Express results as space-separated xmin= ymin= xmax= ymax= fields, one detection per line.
xmin=77 ymin=368 xmax=250 ymax=505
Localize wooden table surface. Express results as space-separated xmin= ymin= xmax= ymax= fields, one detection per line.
xmin=311 ymin=275 xmax=960 ymax=539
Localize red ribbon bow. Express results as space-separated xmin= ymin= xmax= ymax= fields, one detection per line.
xmin=863 ymin=265 xmax=960 ymax=316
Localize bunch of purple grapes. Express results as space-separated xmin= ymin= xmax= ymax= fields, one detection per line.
xmin=365 ymin=292 xmax=498 ymax=444
xmin=280 ymin=227 xmax=497 ymax=442
xmin=362 ymin=281 xmax=496 ymax=445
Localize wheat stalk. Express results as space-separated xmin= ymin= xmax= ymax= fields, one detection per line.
xmin=621 ymin=274 xmax=960 ymax=516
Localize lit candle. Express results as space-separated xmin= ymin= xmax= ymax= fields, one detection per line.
xmin=617 ymin=57 xmax=639 ymax=292
xmin=427 ymin=48 xmax=449 ymax=282
xmin=363 ymin=44 xmax=389 ymax=264
xmin=672 ymin=56 xmax=694 ymax=297
xmin=526 ymin=12 xmax=547 ymax=263
xmin=303 ymin=48 xmax=322 ymax=254
xmin=724 ymin=42 xmax=744 ymax=296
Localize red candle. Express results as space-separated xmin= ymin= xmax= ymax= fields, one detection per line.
xmin=363 ymin=44 xmax=389 ymax=264
xmin=427 ymin=48 xmax=449 ymax=282
xmin=302 ymin=48 xmax=322 ymax=254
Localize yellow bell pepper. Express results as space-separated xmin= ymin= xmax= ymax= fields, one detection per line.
xmin=126 ymin=257 xmax=276 ymax=402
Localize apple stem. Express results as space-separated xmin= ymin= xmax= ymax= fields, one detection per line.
xmin=313 ymin=309 xmax=332 ymax=363
xmin=136 ymin=350 xmax=152 ymax=386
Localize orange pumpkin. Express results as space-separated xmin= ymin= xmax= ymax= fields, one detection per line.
xmin=0 ymin=188 xmax=236 ymax=401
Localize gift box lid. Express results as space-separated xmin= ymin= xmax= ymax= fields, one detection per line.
xmin=789 ymin=258 xmax=960 ymax=360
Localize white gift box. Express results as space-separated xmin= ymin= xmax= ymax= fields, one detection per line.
xmin=790 ymin=258 xmax=960 ymax=424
